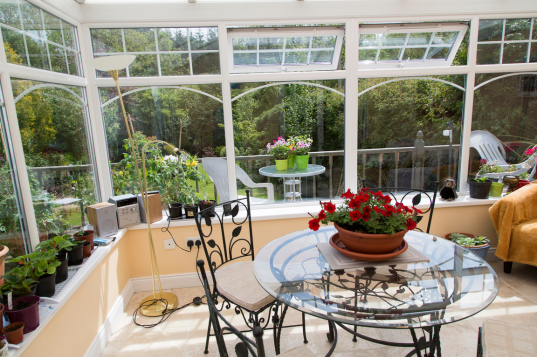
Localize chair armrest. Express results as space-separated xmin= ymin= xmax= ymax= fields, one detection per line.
xmin=247 ymin=183 xmax=274 ymax=203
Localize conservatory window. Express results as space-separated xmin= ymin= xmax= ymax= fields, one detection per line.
xmin=227 ymin=26 xmax=344 ymax=73
xmin=477 ymin=18 xmax=537 ymax=65
xmin=0 ymin=0 xmax=82 ymax=75
xmin=358 ymin=22 xmax=468 ymax=68
xmin=90 ymin=27 xmax=220 ymax=77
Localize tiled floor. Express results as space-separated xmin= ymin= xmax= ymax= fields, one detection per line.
xmin=101 ymin=261 xmax=537 ymax=357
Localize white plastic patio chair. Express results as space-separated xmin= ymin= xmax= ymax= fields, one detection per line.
xmin=202 ymin=157 xmax=275 ymax=204
xmin=470 ymin=130 xmax=536 ymax=180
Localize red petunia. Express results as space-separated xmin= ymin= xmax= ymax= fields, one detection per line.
xmin=309 ymin=218 xmax=320 ymax=231
xmin=341 ymin=189 xmax=355 ymax=200
xmin=318 ymin=210 xmax=326 ymax=220
xmin=348 ymin=198 xmax=360 ymax=209
xmin=383 ymin=204 xmax=394 ymax=217
xmin=349 ymin=210 xmax=361 ymax=221
xmin=362 ymin=206 xmax=372 ymax=221
xmin=324 ymin=202 xmax=336 ymax=213
xmin=405 ymin=219 xmax=417 ymax=230
xmin=413 ymin=207 xmax=423 ymax=214
xmin=374 ymin=206 xmax=383 ymax=214
xmin=382 ymin=195 xmax=392 ymax=204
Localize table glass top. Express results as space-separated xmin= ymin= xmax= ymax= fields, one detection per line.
xmin=253 ymin=227 xmax=499 ymax=329
xmin=259 ymin=164 xmax=326 ymax=178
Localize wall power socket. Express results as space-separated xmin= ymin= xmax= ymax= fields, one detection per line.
xmin=185 ymin=236 xmax=202 ymax=247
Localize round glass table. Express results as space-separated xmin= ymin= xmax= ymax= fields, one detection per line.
xmin=253 ymin=226 xmax=499 ymax=356
xmin=259 ymin=164 xmax=325 ymax=201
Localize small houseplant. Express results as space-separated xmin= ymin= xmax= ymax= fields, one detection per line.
xmin=290 ymin=136 xmax=313 ymax=170
xmin=10 ymin=249 xmax=61 ymax=297
xmin=468 ymin=176 xmax=493 ymax=199
xmin=309 ymin=188 xmax=420 ymax=254
xmin=36 ymin=234 xmax=78 ymax=283
xmin=198 ymin=195 xmax=216 ymax=217
xmin=66 ymin=238 xmax=85 ymax=266
xmin=445 ymin=232 xmax=490 ymax=260
xmin=183 ymin=199 xmax=199 ymax=219
xmin=73 ymin=229 xmax=95 ymax=250
xmin=267 ymin=137 xmax=290 ymax=171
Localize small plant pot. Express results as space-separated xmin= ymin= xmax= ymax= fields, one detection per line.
xmin=198 ymin=200 xmax=216 ymax=217
xmin=468 ymin=179 xmax=492 ymax=199
xmin=295 ymin=154 xmax=310 ymax=170
xmin=183 ymin=204 xmax=199 ymax=219
xmin=275 ymin=159 xmax=288 ymax=171
xmin=82 ymin=241 xmax=91 ymax=258
xmin=489 ymin=182 xmax=504 ymax=197
xmin=68 ymin=243 xmax=84 ymax=266
xmin=0 ymin=338 xmax=8 ymax=356
xmin=287 ymin=155 xmax=296 ymax=169
xmin=444 ymin=232 xmax=491 ymax=260
xmin=73 ymin=230 xmax=95 ymax=250
xmin=55 ymin=255 xmax=68 ymax=284
xmin=36 ymin=273 xmax=56 ymax=297
xmin=5 ymin=295 xmax=40 ymax=333
xmin=517 ymin=179 xmax=530 ymax=189
xmin=168 ymin=203 xmax=183 ymax=219
xmin=503 ymin=175 xmax=519 ymax=193
xmin=2 ymin=322 xmax=24 ymax=345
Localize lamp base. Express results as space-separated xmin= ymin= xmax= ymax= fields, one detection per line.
xmin=139 ymin=292 xmax=178 ymax=316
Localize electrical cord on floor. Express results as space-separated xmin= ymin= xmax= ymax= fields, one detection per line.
xmin=161 ymin=212 xmax=191 ymax=252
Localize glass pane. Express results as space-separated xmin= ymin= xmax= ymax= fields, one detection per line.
xmin=407 ymin=32 xmax=431 ymax=46
xmin=91 ymin=28 xmax=123 ymax=53
xmin=477 ymin=44 xmax=501 ymax=65
xmin=503 ymin=42 xmax=528 ymax=64
xmin=232 ymin=81 xmax=345 ymax=203
xmin=189 ymin=27 xmax=219 ymax=51
xmin=101 ymin=85 xmax=223 ymax=204
xmin=530 ymin=44 xmax=537 ymax=63
xmin=26 ymin=36 xmax=49 ymax=70
xmin=432 ymin=32 xmax=457 ymax=45
xmin=11 ymin=79 xmax=99 ymax=239
xmin=66 ymin=51 xmax=79 ymax=76
xmin=427 ymin=47 xmax=450 ymax=60
xmin=157 ymin=28 xmax=188 ymax=51
xmin=129 ymin=54 xmax=158 ymax=77
xmin=359 ymin=34 xmax=381 ymax=47
xmin=2 ymin=28 xmax=28 ymax=66
xmin=0 ymin=0 xmax=22 ymax=29
xmin=49 ymin=44 xmax=68 ymax=74
xmin=160 ymin=53 xmax=190 ymax=76
xmin=312 ymin=36 xmax=336 ymax=48
xmin=43 ymin=11 xmax=62 ymax=45
xmin=359 ymin=49 xmax=377 ymax=62
xmin=403 ymin=47 xmax=427 ymax=60
xmin=285 ymin=37 xmax=309 ymax=49
xmin=504 ymin=18 xmax=531 ymax=41
xmin=259 ymin=37 xmax=283 ymax=50
xmin=259 ymin=52 xmax=282 ymax=65
xmin=233 ymin=38 xmax=256 ymax=51
xmin=62 ymin=20 xmax=75 ymax=50
xmin=310 ymin=50 xmax=333 ymax=63
xmin=378 ymin=48 xmax=401 ymax=61
xmin=382 ymin=33 xmax=407 ymax=47
xmin=358 ymin=76 xmax=465 ymax=190
xmin=124 ymin=28 xmax=156 ymax=52
xmin=478 ymin=19 xmax=504 ymax=42
xmin=234 ymin=53 xmax=257 ymax=66
xmin=284 ymin=51 xmax=308 ymax=64
xmin=20 ymin=2 xmax=43 ymax=39
xmin=191 ymin=52 xmax=220 ymax=75
xmin=534 ymin=20 xmax=537 ymax=40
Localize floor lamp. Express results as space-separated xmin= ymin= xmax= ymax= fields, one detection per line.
xmin=88 ymin=55 xmax=178 ymax=316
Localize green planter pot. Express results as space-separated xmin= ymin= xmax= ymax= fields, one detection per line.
xmin=295 ymin=154 xmax=309 ymax=170
xmin=275 ymin=159 xmax=288 ymax=171
xmin=287 ymin=155 xmax=296 ymax=169
xmin=489 ymin=182 xmax=504 ymax=197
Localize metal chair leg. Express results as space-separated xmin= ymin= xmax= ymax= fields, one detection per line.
xmin=302 ymin=312 xmax=308 ymax=343
xmin=204 ymin=317 xmax=212 ymax=354
xmin=353 ymin=325 xmax=357 ymax=342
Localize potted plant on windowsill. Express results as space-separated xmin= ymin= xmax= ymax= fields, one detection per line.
xmin=198 ymin=198 xmax=216 ymax=217
xmin=10 ymin=249 xmax=61 ymax=298
xmin=445 ymin=232 xmax=490 ymax=260
xmin=0 ymin=264 xmax=38 ymax=303
xmin=468 ymin=177 xmax=493 ymax=199
xmin=73 ymin=229 xmax=95 ymax=250
xmin=267 ymin=137 xmax=289 ymax=171
xmin=2 ymin=322 xmax=24 ymax=345
xmin=309 ymin=188 xmax=420 ymax=254
xmin=290 ymin=135 xmax=313 ymax=170
xmin=183 ymin=200 xmax=199 ymax=219
xmin=5 ymin=295 xmax=40 ymax=333
xmin=36 ymin=234 xmax=79 ymax=283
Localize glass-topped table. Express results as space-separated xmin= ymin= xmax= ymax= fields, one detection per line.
xmin=253 ymin=226 xmax=499 ymax=356
xmin=259 ymin=164 xmax=325 ymax=202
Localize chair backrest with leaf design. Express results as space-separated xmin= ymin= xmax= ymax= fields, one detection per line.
xmin=194 ymin=190 xmax=255 ymax=289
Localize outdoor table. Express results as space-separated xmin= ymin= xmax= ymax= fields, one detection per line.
xmin=253 ymin=226 xmax=499 ymax=357
xmin=258 ymin=164 xmax=325 ymax=202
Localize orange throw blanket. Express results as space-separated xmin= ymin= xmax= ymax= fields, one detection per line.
xmin=489 ymin=181 xmax=537 ymax=266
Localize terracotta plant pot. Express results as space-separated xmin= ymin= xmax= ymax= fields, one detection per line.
xmin=82 ymin=241 xmax=91 ymax=258
xmin=334 ymin=222 xmax=407 ymax=254
xmin=5 ymin=295 xmax=40 ymax=333
xmin=0 ymin=245 xmax=8 ymax=286
xmin=73 ymin=230 xmax=95 ymax=250
xmin=2 ymin=322 xmax=24 ymax=345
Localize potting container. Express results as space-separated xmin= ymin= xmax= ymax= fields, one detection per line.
xmin=55 ymin=254 xmax=68 ymax=284
xmin=0 ymin=338 xmax=8 ymax=356
xmin=198 ymin=200 xmax=216 ymax=217
xmin=489 ymin=182 xmax=504 ymax=197
xmin=517 ymin=179 xmax=530 ymax=189
xmin=36 ymin=273 xmax=56 ymax=297
xmin=275 ymin=159 xmax=288 ymax=171
xmin=184 ymin=204 xmax=199 ymax=219
xmin=468 ymin=179 xmax=492 ymax=199
xmin=5 ymin=295 xmax=40 ymax=333
xmin=68 ymin=243 xmax=84 ymax=266
xmin=287 ymin=155 xmax=296 ymax=169
xmin=444 ymin=232 xmax=491 ymax=260
xmin=295 ymin=154 xmax=310 ymax=170
xmin=2 ymin=322 xmax=24 ymax=345
xmin=82 ymin=241 xmax=91 ymax=258
xmin=73 ymin=230 xmax=95 ymax=249
xmin=168 ymin=203 xmax=183 ymax=219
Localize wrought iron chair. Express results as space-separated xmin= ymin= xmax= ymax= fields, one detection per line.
xmin=197 ymin=259 xmax=338 ymax=357
xmin=194 ymin=190 xmax=307 ymax=355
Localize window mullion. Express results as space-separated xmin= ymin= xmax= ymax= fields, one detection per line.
xmin=345 ymin=18 xmax=359 ymax=193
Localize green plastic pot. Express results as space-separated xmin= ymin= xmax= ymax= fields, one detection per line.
xmin=295 ymin=154 xmax=309 ymax=170
xmin=275 ymin=159 xmax=288 ymax=171
xmin=489 ymin=182 xmax=504 ymax=197
xmin=287 ymin=155 xmax=296 ymax=169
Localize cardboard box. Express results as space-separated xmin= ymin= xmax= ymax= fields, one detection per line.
xmin=138 ymin=192 xmax=163 ymax=223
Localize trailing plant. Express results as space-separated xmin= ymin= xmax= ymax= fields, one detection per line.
xmin=449 ymin=233 xmax=489 ymax=247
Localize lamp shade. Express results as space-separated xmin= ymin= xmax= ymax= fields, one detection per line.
xmin=88 ymin=55 xmax=136 ymax=71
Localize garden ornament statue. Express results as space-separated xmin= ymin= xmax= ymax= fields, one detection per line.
xmin=88 ymin=55 xmax=178 ymax=316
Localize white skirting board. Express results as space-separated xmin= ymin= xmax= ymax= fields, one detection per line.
xmin=131 ymin=272 xmax=203 ymax=292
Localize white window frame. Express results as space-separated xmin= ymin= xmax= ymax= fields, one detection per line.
xmin=227 ymin=26 xmax=345 ymax=73
xmin=358 ymin=22 xmax=469 ymax=69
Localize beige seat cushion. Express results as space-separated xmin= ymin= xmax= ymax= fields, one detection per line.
xmin=482 ymin=320 xmax=537 ymax=357
xmin=280 ymin=346 xmax=317 ymax=357
xmin=215 ymin=261 xmax=274 ymax=311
